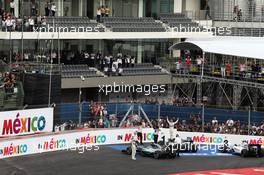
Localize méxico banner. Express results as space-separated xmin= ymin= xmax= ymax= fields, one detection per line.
xmin=0 ymin=108 xmax=54 ymax=137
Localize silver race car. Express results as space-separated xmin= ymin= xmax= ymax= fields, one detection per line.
xmin=122 ymin=137 xmax=197 ymax=159
xmin=232 ymin=141 xmax=263 ymax=157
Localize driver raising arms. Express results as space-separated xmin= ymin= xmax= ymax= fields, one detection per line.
xmin=167 ymin=117 xmax=179 ymax=141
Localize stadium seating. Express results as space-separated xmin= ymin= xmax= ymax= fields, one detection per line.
xmin=230 ymin=28 xmax=264 ymax=37
xmin=44 ymin=17 xmax=105 ymax=32
xmin=61 ymin=65 xmax=103 ymax=78
xmin=102 ymin=17 xmax=166 ymax=32
xmin=159 ymin=13 xmax=201 ymax=32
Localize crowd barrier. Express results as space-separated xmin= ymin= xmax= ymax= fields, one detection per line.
xmin=0 ymin=128 xmax=264 ymax=159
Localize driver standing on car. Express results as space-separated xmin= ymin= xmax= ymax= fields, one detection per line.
xmin=167 ymin=117 xmax=179 ymax=141
xmin=175 ymin=134 xmax=182 ymax=157
xmin=131 ymin=131 xmax=138 ymax=160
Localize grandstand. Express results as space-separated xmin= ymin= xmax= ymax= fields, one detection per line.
xmin=1 ymin=1 xmax=264 ymax=175
xmin=0 ymin=0 xmax=263 ymax=132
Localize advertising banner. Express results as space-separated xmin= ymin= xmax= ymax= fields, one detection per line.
xmin=0 ymin=108 xmax=54 ymax=137
xmin=0 ymin=128 xmax=264 ymax=159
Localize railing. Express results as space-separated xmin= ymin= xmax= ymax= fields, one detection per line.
xmin=184 ymin=9 xmax=264 ymax=22
xmin=164 ymin=62 xmax=264 ymax=85
xmin=11 ymin=62 xmax=62 ymax=75
xmin=183 ymin=10 xmax=264 ymax=37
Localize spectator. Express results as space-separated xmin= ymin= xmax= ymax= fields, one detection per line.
xmin=238 ymin=9 xmax=242 ymax=21
xmin=220 ymin=62 xmax=226 ymax=77
xmin=105 ymin=6 xmax=110 ymax=17
xmin=226 ymin=118 xmax=234 ymax=128
xmin=175 ymin=59 xmax=182 ymax=74
xmin=28 ymin=16 xmax=35 ymax=32
xmin=45 ymin=2 xmax=50 ymax=16
xmin=51 ymin=3 xmax=56 ymax=16
xmin=196 ymin=56 xmax=202 ymax=72
xmin=226 ymin=62 xmax=231 ymax=77
xmin=5 ymin=16 xmax=13 ymax=31
xmin=96 ymin=8 xmax=101 ymax=23
xmin=185 ymin=55 xmax=191 ymax=74
xmin=205 ymin=4 xmax=211 ymax=20
xmin=30 ymin=0 xmax=37 ymax=16
xmin=212 ymin=117 xmax=218 ymax=126
xmin=101 ymin=6 xmax=105 ymax=17
xmin=240 ymin=62 xmax=246 ymax=77
xmin=10 ymin=0 xmax=16 ymax=16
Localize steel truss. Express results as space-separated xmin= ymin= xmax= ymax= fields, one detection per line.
xmin=172 ymin=74 xmax=264 ymax=110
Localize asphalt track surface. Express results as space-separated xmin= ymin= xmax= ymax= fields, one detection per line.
xmin=0 ymin=146 xmax=264 ymax=175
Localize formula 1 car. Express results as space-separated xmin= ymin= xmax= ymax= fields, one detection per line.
xmin=232 ymin=141 xmax=263 ymax=157
xmin=122 ymin=137 xmax=197 ymax=159
xmin=141 ymin=143 xmax=177 ymax=159
xmin=218 ymin=140 xmax=263 ymax=157
xmin=122 ymin=141 xmax=177 ymax=159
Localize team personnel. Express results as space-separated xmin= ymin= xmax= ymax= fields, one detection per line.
xmin=137 ymin=121 xmax=144 ymax=144
xmin=153 ymin=123 xmax=160 ymax=144
xmin=167 ymin=117 xmax=179 ymax=141
xmin=131 ymin=132 xmax=138 ymax=160
xmin=175 ymin=134 xmax=182 ymax=157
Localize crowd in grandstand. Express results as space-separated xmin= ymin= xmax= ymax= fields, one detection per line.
xmin=58 ymin=114 xmax=264 ymax=136
xmin=63 ymin=51 xmax=136 ymax=75
xmin=0 ymin=0 xmax=58 ymax=32
xmin=54 ymin=101 xmax=264 ymax=137
xmin=174 ymin=53 xmax=264 ymax=81
xmin=1 ymin=72 xmax=16 ymax=93
xmin=4 ymin=48 xmax=264 ymax=82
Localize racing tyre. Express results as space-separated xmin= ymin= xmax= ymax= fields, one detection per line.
xmin=241 ymin=149 xmax=248 ymax=157
xmin=169 ymin=153 xmax=176 ymax=159
xmin=154 ymin=151 xmax=160 ymax=159
xmin=126 ymin=147 xmax=132 ymax=155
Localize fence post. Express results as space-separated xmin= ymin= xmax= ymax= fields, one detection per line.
xmin=202 ymin=104 xmax=205 ymax=132
xmin=248 ymin=106 xmax=251 ymax=135
xmin=158 ymin=104 xmax=160 ymax=120
xmin=115 ymin=103 xmax=118 ymax=117
xmin=79 ymin=101 xmax=82 ymax=125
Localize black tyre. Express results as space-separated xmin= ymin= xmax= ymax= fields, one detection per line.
xmin=169 ymin=153 xmax=176 ymax=159
xmin=154 ymin=152 xmax=160 ymax=159
xmin=241 ymin=149 xmax=248 ymax=157
xmin=126 ymin=147 xmax=132 ymax=155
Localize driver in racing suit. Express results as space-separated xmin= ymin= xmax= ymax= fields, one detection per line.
xmin=131 ymin=132 xmax=138 ymax=160
xmin=167 ymin=117 xmax=179 ymax=141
